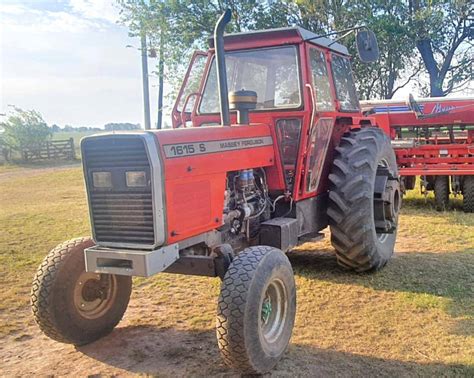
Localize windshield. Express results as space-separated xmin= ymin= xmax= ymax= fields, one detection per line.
xmin=200 ymin=46 xmax=301 ymax=114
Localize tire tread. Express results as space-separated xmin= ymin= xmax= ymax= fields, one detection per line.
xmin=327 ymin=127 xmax=397 ymax=272
xmin=31 ymin=237 xmax=92 ymax=343
xmin=463 ymin=176 xmax=474 ymax=213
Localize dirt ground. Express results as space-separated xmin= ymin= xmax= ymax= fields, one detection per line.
xmin=0 ymin=165 xmax=472 ymax=377
xmin=2 ymin=243 xmax=472 ymax=377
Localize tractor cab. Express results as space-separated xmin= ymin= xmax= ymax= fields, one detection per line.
xmin=172 ymin=27 xmax=365 ymax=199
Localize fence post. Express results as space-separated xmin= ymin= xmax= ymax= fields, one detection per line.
xmin=69 ymin=138 xmax=76 ymax=160
xmin=46 ymin=141 xmax=50 ymax=160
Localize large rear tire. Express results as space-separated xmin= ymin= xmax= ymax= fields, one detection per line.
xmin=434 ymin=176 xmax=450 ymax=211
xmin=463 ymin=176 xmax=474 ymax=213
xmin=31 ymin=237 xmax=132 ymax=345
xmin=328 ymin=127 xmax=401 ymax=272
xmin=216 ymin=246 xmax=296 ymax=374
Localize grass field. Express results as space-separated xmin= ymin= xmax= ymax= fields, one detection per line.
xmin=0 ymin=165 xmax=473 ymax=376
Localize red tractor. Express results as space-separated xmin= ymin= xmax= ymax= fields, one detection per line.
xmin=31 ymin=11 xmax=401 ymax=374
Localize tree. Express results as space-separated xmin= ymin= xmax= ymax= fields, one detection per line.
xmin=118 ymin=0 xmax=471 ymax=105
xmin=117 ymin=0 xmax=297 ymax=120
xmin=409 ymin=0 xmax=473 ymax=97
xmin=0 ymin=108 xmax=51 ymax=151
xmin=295 ymin=0 xmax=418 ymax=99
xmin=50 ymin=124 xmax=61 ymax=133
xmin=352 ymin=1 xmax=420 ymax=99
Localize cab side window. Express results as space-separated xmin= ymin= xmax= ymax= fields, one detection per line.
xmin=331 ymin=54 xmax=359 ymax=111
xmin=309 ymin=48 xmax=334 ymax=111
xmin=177 ymin=54 xmax=207 ymax=112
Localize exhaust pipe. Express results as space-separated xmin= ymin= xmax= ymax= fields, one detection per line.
xmin=214 ymin=9 xmax=232 ymax=126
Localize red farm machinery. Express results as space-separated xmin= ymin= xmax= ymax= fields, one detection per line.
xmin=361 ymin=96 xmax=474 ymax=211
xmin=31 ymin=11 xmax=402 ymax=374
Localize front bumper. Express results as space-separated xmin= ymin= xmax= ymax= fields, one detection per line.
xmin=84 ymin=244 xmax=179 ymax=277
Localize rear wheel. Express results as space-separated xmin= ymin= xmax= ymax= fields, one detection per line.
xmin=216 ymin=246 xmax=296 ymax=374
xmin=434 ymin=176 xmax=450 ymax=211
xmin=31 ymin=237 xmax=132 ymax=345
xmin=463 ymin=176 xmax=474 ymax=213
xmin=328 ymin=127 xmax=401 ymax=272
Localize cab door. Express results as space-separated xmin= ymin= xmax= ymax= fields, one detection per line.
xmin=302 ymin=46 xmax=337 ymax=197
xmin=171 ymin=51 xmax=208 ymax=128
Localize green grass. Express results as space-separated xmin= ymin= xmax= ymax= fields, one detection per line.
xmin=0 ymin=167 xmax=472 ymax=375
xmin=0 ymin=167 xmax=90 ymax=333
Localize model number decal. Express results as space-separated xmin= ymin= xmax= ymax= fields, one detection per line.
xmin=169 ymin=143 xmax=206 ymax=156
xmin=163 ymin=136 xmax=273 ymax=158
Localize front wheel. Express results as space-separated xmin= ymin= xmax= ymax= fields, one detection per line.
xmin=216 ymin=246 xmax=296 ymax=374
xmin=31 ymin=237 xmax=132 ymax=345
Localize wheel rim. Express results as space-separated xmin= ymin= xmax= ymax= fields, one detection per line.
xmin=259 ymin=279 xmax=288 ymax=345
xmin=73 ymin=272 xmax=117 ymax=319
xmin=374 ymin=158 xmax=400 ymax=244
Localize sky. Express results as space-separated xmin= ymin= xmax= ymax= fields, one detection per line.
xmin=0 ymin=0 xmax=162 ymax=128
xmin=1 ymin=1 xmax=471 ymax=129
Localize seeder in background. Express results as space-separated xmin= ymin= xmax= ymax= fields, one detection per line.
xmin=361 ymin=95 xmax=474 ymax=212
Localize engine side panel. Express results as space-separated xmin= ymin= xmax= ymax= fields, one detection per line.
xmin=150 ymin=124 xmax=275 ymax=243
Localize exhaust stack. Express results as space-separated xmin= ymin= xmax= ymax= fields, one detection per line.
xmin=214 ymin=9 xmax=232 ymax=126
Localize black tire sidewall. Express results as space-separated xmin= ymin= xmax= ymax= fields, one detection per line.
xmin=434 ymin=176 xmax=450 ymax=210
xmin=463 ymin=176 xmax=474 ymax=212
xmin=50 ymin=240 xmax=132 ymax=345
xmin=243 ymin=250 xmax=296 ymax=371
xmin=369 ymin=134 xmax=399 ymax=261
xmin=328 ymin=127 xmax=400 ymax=271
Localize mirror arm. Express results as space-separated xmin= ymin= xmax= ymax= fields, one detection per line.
xmin=307 ymin=25 xmax=367 ymax=43
xmin=328 ymin=29 xmax=357 ymax=47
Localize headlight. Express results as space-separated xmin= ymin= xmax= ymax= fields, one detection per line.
xmin=126 ymin=171 xmax=147 ymax=187
xmin=92 ymin=172 xmax=112 ymax=188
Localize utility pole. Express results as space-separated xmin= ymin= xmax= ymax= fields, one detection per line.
xmin=156 ymin=32 xmax=164 ymax=130
xmin=141 ymin=30 xmax=151 ymax=130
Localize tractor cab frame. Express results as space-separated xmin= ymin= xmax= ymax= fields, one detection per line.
xmin=172 ymin=27 xmax=367 ymax=202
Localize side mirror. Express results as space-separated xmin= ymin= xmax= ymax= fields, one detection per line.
xmin=356 ymin=30 xmax=379 ymax=63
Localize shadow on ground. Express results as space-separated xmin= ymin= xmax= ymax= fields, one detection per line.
xmin=78 ymin=325 xmax=472 ymax=377
xmin=288 ymin=247 xmax=474 ymax=332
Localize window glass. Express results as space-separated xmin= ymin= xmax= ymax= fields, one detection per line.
xmin=305 ymin=119 xmax=334 ymax=192
xmin=177 ymin=54 xmax=207 ymax=112
xmin=309 ymin=49 xmax=334 ymax=111
xmin=331 ymin=54 xmax=359 ymax=111
xmin=200 ymin=46 xmax=301 ymax=113
xmin=276 ymin=119 xmax=301 ymax=191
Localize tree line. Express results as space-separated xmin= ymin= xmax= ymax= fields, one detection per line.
xmin=117 ymin=0 xmax=472 ymax=104
xmin=0 ymin=107 xmax=141 ymax=160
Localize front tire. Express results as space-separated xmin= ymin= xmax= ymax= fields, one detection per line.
xmin=328 ymin=127 xmax=401 ymax=272
xmin=216 ymin=246 xmax=296 ymax=374
xmin=31 ymin=237 xmax=132 ymax=345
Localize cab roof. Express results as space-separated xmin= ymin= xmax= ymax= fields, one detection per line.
xmin=209 ymin=26 xmax=349 ymax=55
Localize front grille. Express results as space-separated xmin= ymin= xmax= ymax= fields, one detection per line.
xmin=82 ymin=136 xmax=155 ymax=246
